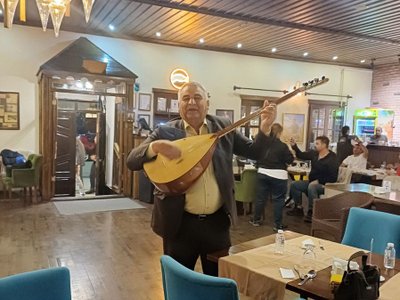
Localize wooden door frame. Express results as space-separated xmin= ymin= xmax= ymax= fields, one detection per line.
xmin=38 ymin=71 xmax=135 ymax=201
xmin=306 ymin=99 xmax=341 ymax=149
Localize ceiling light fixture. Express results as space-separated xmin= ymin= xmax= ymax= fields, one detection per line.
xmin=156 ymin=31 xmax=161 ymax=37
xmin=237 ymin=43 xmax=242 ymax=49
xmin=33 ymin=0 xmax=95 ymax=37
xmin=0 ymin=9 xmax=3 ymax=15
xmin=108 ymin=24 xmax=115 ymax=31
xmin=360 ymin=59 xmax=366 ymax=63
xmin=199 ymin=37 xmax=205 ymax=44
xmin=271 ymin=47 xmax=277 ymax=53
xmin=332 ymin=56 xmax=338 ymax=60
xmin=303 ymin=52 xmax=309 ymax=57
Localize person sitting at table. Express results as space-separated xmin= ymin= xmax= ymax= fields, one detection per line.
xmin=369 ymin=127 xmax=388 ymax=145
xmin=341 ymin=138 xmax=368 ymax=170
xmin=287 ymin=136 xmax=339 ymax=223
xmin=336 ymin=126 xmax=354 ymax=164
xmin=249 ymin=123 xmax=294 ymax=231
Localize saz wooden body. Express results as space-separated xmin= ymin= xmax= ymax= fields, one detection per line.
xmin=143 ymin=134 xmax=218 ymax=195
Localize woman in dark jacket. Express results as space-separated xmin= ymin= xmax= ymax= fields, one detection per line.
xmin=250 ymin=123 xmax=294 ymax=231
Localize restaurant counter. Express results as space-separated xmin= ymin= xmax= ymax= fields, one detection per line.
xmin=367 ymin=144 xmax=400 ymax=167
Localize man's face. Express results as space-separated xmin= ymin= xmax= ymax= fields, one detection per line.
xmin=179 ymin=84 xmax=209 ymax=127
xmin=376 ymin=128 xmax=382 ymax=136
xmin=353 ymin=145 xmax=363 ymax=155
xmin=314 ymin=140 xmax=327 ymax=152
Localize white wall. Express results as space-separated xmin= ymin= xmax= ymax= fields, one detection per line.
xmin=0 ymin=25 xmax=372 ymax=152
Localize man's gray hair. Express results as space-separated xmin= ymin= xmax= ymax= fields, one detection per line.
xmin=178 ymin=81 xmax=208 ymax=99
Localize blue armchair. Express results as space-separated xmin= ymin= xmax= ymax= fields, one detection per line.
xmin=0 ymin=267 xmax=71 ymax=300
xmin=342 ymin=207 xmax=400 ymax=258
xmin=160 ymin=255 xmax=239 ymax=300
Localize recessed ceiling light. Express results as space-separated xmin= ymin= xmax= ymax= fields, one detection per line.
xmin=332 ymin=56 xmax=338 ymax=60
xmin=303 ymin=52 xmax=309 ymax=57
xmin=108 ymin=24 xmax=115 ymax=31
xmin=237 ymin=43 xmax=242 ymax=49
xmin=156 ymin=32 xmax=161 ymax=37
xmin=271 ymin=47 xmax=277 ymax=53
xmin=360 ymin=59 xmax=366 ymax=63
xmin=199 ymin=38 xmax=205 ymax=44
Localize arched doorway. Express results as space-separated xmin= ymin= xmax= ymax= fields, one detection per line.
xmin=37 ymin=37 xmax=137 ymax=200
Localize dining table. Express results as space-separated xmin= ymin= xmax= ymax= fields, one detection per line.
xmin=213 ymin=231 xmax=400 ymax=300
xmin=324 ymin=183 xmax=400 ymax=204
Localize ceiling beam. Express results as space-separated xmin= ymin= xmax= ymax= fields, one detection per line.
xmin=129 ymin=0 xmax=400 ymax=45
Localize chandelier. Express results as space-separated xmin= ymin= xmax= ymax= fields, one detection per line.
xmin=0 ymin=0 xmax=95 ymax=37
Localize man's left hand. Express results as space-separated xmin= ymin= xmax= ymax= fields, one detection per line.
xmin=259 ymin=100 xmax=277 ymax=135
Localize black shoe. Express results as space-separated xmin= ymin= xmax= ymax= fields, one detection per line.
xmin=304 ymin=211 xmax=313 ymax=223
xmin=249 ymin=219 xmax=262 ymax=227
xmin=273 ymin=224 xmax=288 ymax=232
xmin=286 ymin=207 xmax=304 ymax=216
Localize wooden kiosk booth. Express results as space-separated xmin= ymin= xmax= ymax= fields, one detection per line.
xmin=37 ymin=37 xmax=137 ymax=201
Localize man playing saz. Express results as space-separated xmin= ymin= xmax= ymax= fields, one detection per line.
xmin=127 ymin=82 xmax=277 ymax=276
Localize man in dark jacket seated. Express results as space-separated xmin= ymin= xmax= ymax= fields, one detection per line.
xmin=287 ymin=136 xmax=339 ymax=223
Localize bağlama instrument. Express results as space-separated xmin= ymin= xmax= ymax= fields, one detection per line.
xmin=143 ymin=76 xmax=329 ymax=195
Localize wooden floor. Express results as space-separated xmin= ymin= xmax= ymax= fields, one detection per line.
xmin=0 ymin=196 xmax=311 ymax=300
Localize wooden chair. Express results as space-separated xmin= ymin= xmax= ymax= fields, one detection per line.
xmin=374 ymin=200 xmax=400 ymax=216
xmin=311 ymin=192 xmax=374 ymax=242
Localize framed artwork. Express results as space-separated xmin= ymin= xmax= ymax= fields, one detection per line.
xmin=138 ymin=93 xmax=151 ymax=111
xmin=138 ymin=114 xmax=151 ymax=126
xmin=170 ymin=99 xmax=179 ymax=113
xmin=156 ymin=97 xmax=167 ymax=112
xmin=216 ymin=109 xmax=234 ymax=123
xmin=282 ymin=113 xmax=305 ymax=143
xmin=0 ymin=92 xmax=19 ymax=130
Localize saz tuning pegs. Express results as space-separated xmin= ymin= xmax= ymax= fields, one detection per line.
xmin=301 ymin=76 xmax=327 ymax=88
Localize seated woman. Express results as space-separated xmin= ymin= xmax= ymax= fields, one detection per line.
xmin=249 ymin=123 xmax=294 ymax=231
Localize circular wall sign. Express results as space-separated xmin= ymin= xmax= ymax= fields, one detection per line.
xmin=170 ymin=68 xmax=190 ymax=90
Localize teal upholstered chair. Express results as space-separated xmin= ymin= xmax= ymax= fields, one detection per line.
xmin=3 ymin=154 xmax=43 ymax=203
xmin=0 ymin=267 xmax=71 ymax=300
xmin=160 ymin=255 xmax=239 ymax=300
xmin=234 ymin=168 xmax=257 ymax=215
xmin=342 ymin=207 xmax=400 ymax=258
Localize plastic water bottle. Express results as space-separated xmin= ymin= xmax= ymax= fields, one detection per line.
xmin=275 ymin=230 xmax=285 ymax=254
xmin=384 ymin=243 xmax=396 ymax=269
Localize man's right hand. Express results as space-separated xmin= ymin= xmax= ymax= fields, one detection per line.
xmin=151 ymin=140 xmax=182 ymax=160
xmin=289 ymin=138 xmax=296 ymax=147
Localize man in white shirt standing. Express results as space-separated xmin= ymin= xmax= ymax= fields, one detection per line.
xmin=341 ymin=138 xmax=369 ymax=170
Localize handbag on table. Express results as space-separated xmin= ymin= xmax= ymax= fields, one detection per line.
xmin=334 ymin=251 xmax=380 ymax=300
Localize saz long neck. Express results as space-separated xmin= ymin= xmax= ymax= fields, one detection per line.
xmin=214 ymin=88 xmax=299 ymax=138
xmin=214 ymin=77 xmax=329 ymax=138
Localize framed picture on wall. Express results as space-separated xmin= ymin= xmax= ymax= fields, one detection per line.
xmin=156 ymin=97 xmax=167 ymax=112
xmin=170 ymin=99 xmax=179 ymax=113
xmin=281 ymin=113 xmax=305 ymax=143
xmin=216 ymin=109 xmax=234 ymax=123
xmin=0 ymin=91 xmax=19 ymax=130
xmin=138 ymin=114 xmax=151 ymax=126
xmin=138 ymin=93 xmax=151 ymax=111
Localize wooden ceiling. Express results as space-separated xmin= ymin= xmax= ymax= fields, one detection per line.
xmin=2 ymin=0 xmax=400 ymax=68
